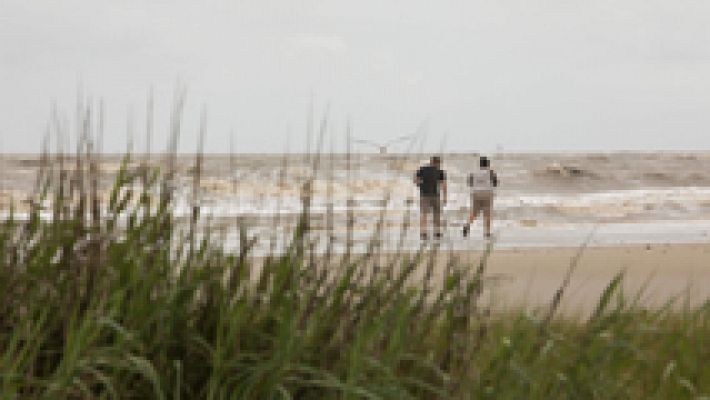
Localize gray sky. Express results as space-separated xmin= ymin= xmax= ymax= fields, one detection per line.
xmin=2 ymin=0 xmax=710 ymax=153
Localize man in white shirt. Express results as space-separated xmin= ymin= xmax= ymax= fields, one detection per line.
xmin=463 ymin=156 xmax=498 ymax=239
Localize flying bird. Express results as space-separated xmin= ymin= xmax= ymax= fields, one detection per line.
xmin=353 ymin=135 xmax=416 ymax=154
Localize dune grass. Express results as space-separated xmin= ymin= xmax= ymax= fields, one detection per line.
xmin=1 ymin=105 xmax=710 ymax=399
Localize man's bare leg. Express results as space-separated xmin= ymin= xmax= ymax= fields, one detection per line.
xmin=467 ymin=210 xmax=478 ymax=225
xmin=463 ymin=209 xmax=478 ymax=237
xmin=483 ymin=210 xmax=491 ymax=238
xmin=420 ymin=211 xmax=428 ymax=240
xmin=433 ymin=209 xmax=441 ymax=238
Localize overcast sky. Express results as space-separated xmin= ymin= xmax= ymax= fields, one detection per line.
xmin=2 ymin=0 xmax=710 ymax=153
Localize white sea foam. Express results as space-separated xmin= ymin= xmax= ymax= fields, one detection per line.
xmin=3 ymin=153 xmax=710 ymax=251
xmin=169 ymin=185 xmax=710 ymax=223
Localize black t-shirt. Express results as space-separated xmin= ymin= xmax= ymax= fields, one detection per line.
xmin=416 ymin=165 xmax=446 ymax=196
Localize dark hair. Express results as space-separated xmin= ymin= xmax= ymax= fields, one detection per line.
xmin=479 ymin=156 xmax=490 ymax=168
xmin=431 ymin=156 xmax=441 ymax=165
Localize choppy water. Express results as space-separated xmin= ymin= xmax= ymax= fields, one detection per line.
xmin=2 ymin=152 xmax=710 ymax=252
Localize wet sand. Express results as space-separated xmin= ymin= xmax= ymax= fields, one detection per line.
xmin=450 ymin=243 xmax=710 ymax=314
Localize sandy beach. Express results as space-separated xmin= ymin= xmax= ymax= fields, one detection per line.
xmin=444 ymin=242 xmax=710 ymax=315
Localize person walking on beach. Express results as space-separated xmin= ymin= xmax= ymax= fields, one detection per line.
xmin=415 ymin=156 xmax=447 ymax=240
xmin=463 ymin=156 xmax=498 ymax=239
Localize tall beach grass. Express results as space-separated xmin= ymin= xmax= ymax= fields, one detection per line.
xmin=1 ymin=98 xmax=710 ymax=399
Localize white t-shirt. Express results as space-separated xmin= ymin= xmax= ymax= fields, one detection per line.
xmin=469 ymin=168 xmax=495 ymax=194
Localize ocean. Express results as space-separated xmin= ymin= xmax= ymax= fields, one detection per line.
xmin=2 ymin=152 xmax=710 ymax=254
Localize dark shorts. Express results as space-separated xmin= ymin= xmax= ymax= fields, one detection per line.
xmin=420 ymin=195 xmax=441 ymax=216
xmin=471 ymin=192 xmax=493 ymax=215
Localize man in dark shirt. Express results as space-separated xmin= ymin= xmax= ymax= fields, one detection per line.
xmin=414 ymin=156 xmax=447 ymax=239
